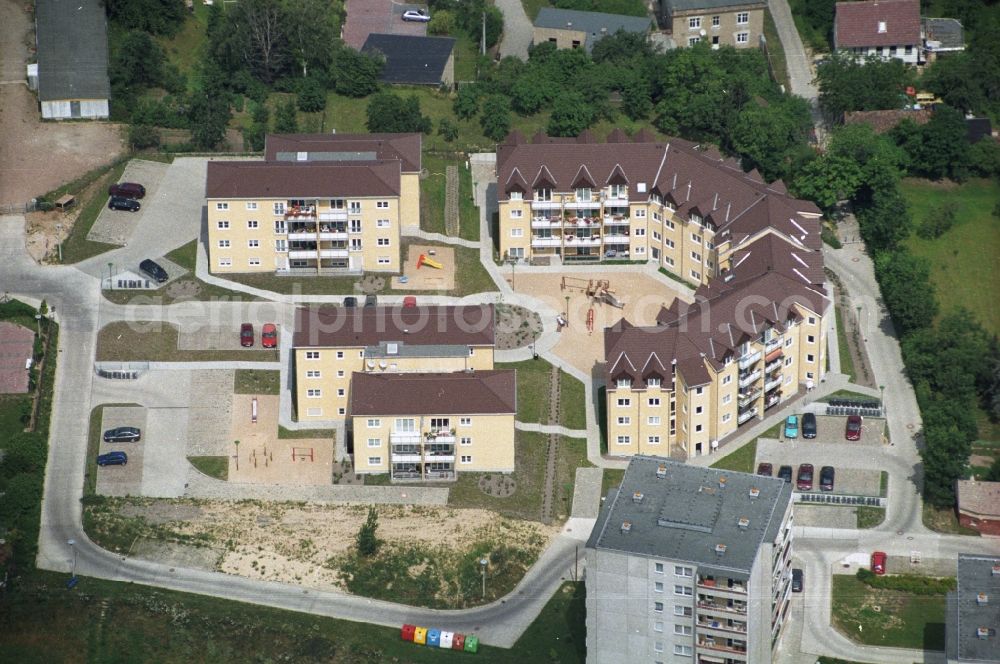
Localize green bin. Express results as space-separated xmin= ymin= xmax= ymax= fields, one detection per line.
xmin=464 ymin=634 xmax=479 ymax=653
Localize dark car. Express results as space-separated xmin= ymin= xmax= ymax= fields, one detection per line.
xmin=240 ymin=323 xmax=254 ymax=347
xmin=103 ymin=426 xmax=141 ymax=443
xmin=845 ymin=415 xmax=863 ymax=441
xmin=364 ymin=294 xmax=378 ymax=307
xmin=777 ymin=465 xmax=793 ymax=483
xmin=756 ymin=462 xmax=773 ymax=476
xmin=108 ymin=182 xmax=146 ymax=199
xmin=802 ymin=412 xmax=817 ymax=439
xmin=139 ymin=259 xmax=168 ymax=283
xmin=108 ymin=196 xmax=140 ymax=212
xmin=791 ymin=568 xmax=803 ymax=592
xmin=261 ymin=323 xmax=278 ymax=349
xmin=96 ymin=451 xmax=128 ymax=466
xmin=797 ymin=463 xmax=814 ymax=491
xmin=344 ymin=296 xmax=358 ymax=308
xmin=820 ymin=465 xmax=835 ymax=491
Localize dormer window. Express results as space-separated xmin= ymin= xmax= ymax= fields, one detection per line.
xmin=616 ymin=377 xmax=632 ymax=389
xmin=690 ymin=213 xmax=702 ymax=225
xmin=609 ymin=184 xmax=627 ymax=199
xmin=665 ymin=200 xmax=675 ymax=211
xmin=575 ymin=187 xmax=592 ymax=202
xmin=647 ymin=377 xmax=662 ymax=388
xmin=652 ymin=193 xmax=662 ymax=204
xmin=877 ymin=21 xmax=887 ymax=33
xmin=510 ymin=191 xmax=523 ymax=201
xmin=536 ymin=188 xmax=552 ymax=202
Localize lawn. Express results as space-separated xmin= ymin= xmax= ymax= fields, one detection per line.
xmin=922 ymin=502 xmax=980 ymax=536
xmin=58 ymin=158 xmax=130 ymax=264
xmin=234 ymin=369 xmax=280 ymax=395
xmin=156 ymin=4 xmax=211 ymax=90
xmin=96 ymin=321 xmax=278 ymax=362
xmin=820 ymin=389 xmax=879 ymax=403
xmin=763 ymin=9 xmax=791 ymax=93
xmin=856 ymin=506 xmax=885 ymax=528
xmin=0 ymin=570 xmax=586 ymax=664
xmin=710 ymin=439 xmax=758 ymax=473
xmin=834 ymin=306 xmax=856 ymax=381
xmin=278 ymin=425 xmax=336 ymax=440
xmin=902 ymin=178 xmax=1000 ymax=335
xmin=601 ymin=468 xmax=625 ymax=497
xmin=831 ymin=574 xmax=947 ymax=651
xmin=421 ymin=152 xmax=481 ymax=241
xmin=187 ymin=456 xmax=228 ymax=480
xmin=496 ymin=358 xmax=587 ymax=430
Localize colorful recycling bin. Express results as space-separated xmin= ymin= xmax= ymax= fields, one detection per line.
xmin=427 ymin=628 xmax=441 ymax=647
xmin=452 ymin=633 xmax=465 ymax=650
xmin=440 ymin=631 xmax=454 ymax=649
xmin=414 ymin=626 xmax=427 ymax=645
xmin=401 ymin=624 xmax=416 ymax=642
xmin=464 ymin=635 xmax=479 ymax=653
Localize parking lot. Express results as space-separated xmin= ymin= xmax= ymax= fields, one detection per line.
xmin=777 ymin=414 xmax=885 ymax=446
xmin=87 ymin=160 xmax=170 ymax=246
xmin=177 ymin=325 xmax=265 ymax=351
xmin=95 ymin=406 xmax=146 ymax=496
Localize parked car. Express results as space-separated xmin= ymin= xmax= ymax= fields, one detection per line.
xmin=240 ymin=323 xmax=254 ymax=347
xmin=802 ymin=412 xmax=817 ymax=439
xmin=871 ymin=551 xmax=887 ymax=575
xmin=402 ymin=8 xmax=430 ymax=21
xmin=784 ymin=415 xmax=799 ymax=439
xmin=364 ymin=294 xmax=378 ymax=307
xmin=96 ymin=451 xmax=128 ymax=466
xmin=796 ymin=463 xmax=814 ymax=491
xmin=403 ymin=296 xmax=417 ymax=308
xmin=103 ymin=426 xmax=141 ymax=443
xmin=820 ymin=465 xmax=835 ymax=491
xmin=139 ymin=259 xmax=168 ymax=283
xmin=777 ymin=465 xmax=793 ymax=483
xmin=791 ymin=568 xmax=803 ymax=593
xmin=108 ymin=182 xmax=146 ymax=199
xmin=344 ymin=296 xmax=358 ymax=308
xmin=845 ymin=415 xmax=863 ymax=441
xmin=108 ymin=196 xmax=140 ymax=212
xmin=756 ymin=462 xmax=773 ymax=477
xmin=261 ymin=323 xmax=278 ymax=348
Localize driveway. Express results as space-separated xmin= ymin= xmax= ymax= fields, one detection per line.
xmin=495 ymin=0 xmax=533 ymax=59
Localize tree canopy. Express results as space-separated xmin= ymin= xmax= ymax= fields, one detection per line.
xmin=816 ymin=55 xmax=912 ymax=121
xmin=366 ymin=92 xmax=432 ymax=134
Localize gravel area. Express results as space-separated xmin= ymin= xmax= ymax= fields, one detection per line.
xmin=186 ymin=370 xmax=235 ymax=456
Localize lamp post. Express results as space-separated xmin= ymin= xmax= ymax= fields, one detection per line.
xmin=506 ymin=256 xmax=517 ymax=291
xmin=880 ymin=385 xmax=885 ymax=413
xmin=565 ymin=295 xmax=570 ymax=319
xmin=107 ymin=262 xmax=114 ymax=290
xmin=67 ymin=539 xmax=77 ymax=578
xmin=479 ymin=557 xmax=488 ymax=599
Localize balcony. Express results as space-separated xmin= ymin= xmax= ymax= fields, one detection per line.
xmin=737 ymin=408 xmax=757 ymax=425
xmin=318 ymin=248 xmax=348 ymax=259
xmin=604 ymin=234 xmax=630 ymax=244
xmin=603 ymin=215 xmax=630 ymax=225
xmin=697 ymin=618 xmax=747 ymax=635
xmin=288 ymin=249 xmax=318 ymax=260
xmin=319 ymin=209 xmax=347 ymax=221
xmin=765 ymin=376 xmax=782 ymax=392
xmin=564 ymin=235 xmax=601 ymax=247
xmin=697 ymin=579 xmax=747 ymax=595
xmin=765 ymin=338 xmax=782 ymax=353
xmin=737 ymin=389 xmax=761 ymax=409
xmin=425 ymin=430 xmax=455 ymax=443
xmin=765 ymin=358 xmax=782 ymax=373
xmin=563 ymin=199 xmax=596 ymax=209
xmin=738 ymin=370 xmax=761 ymax=389
xmin=738 ymin=350 xmax=762 ymax=370
xmin=390 ymin=452 xmax=422 ymax=464
xmin=284 ymin=205 xmax=316 ymax=219
xmin=530 ymin=199 xmax=560 ymax=209
xmin=697 ymin=639 xmax=747 ymax=657
xmin=531 ymin=236 xmax=562 ymax=247
xmin=390 ymin=431 xmax=420 ymax=444
xmin=319 ymin=230 xmax=348 ymax=241
xmin=764 ymin=394 xmax=781 ymax=410
xmin=564 ymin=216 xmax=602 ymax=228
xmin=530 ymin=218 xmax=562 ymax=229
xmin=765 ymin=347 xmax=783 ymax=364
xmin=288 ymin=231 xmax=318 ymax=241
xmin=697 ymin=600 xmax=748 ymax=615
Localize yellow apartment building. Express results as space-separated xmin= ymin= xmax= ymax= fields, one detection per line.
xmin=204 ymin=133 xmax=421 ymax=275
xmin=350 ymin=370 xmax=517 ymax=481
xmin=292 ymin=305 xmax=497 ymax=422
xmin=660 ymin=0 xmax=766 ymax=48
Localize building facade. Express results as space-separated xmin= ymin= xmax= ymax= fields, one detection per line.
xmin=350 ymin=371 xmax=516 ymax=481
xmin=532 ymin=7 xmax=651 ymax=52
xmin=35 ymin=0 xmax=110 ymax=119
xmin=205 ymin=133 xmax=421 ymax=275
xmin=292 ymin=305 xmax=497 ymax=422
xmin=661 ymin=0 xmax=766 ymax=49
xmin=586 ymin=457 xmax=794 ymax=663
xmin=834 ymin=0 xmax=921 ymax=64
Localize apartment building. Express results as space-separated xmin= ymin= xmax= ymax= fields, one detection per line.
xmin=496 ymin=129 xmax=823 ymax=287
xmin=204 ymin=133 xmax=421 ymax=275
xmin=660 ymin=0 xmax=766 ymax=49
xmin=350 ymin=370 xmax=516 ymax=481
xmin=532 ymin=7 xmax=651 ymax=52
xmin=833 ymin=0 xmax=921 ymax=64
xmin=586 ymin=456 xmax=794 ymax=663
xmin=292 ymin=305 xmax=496 ymax=422
xmin=947 ymin=554 xmax=1000 ymax=663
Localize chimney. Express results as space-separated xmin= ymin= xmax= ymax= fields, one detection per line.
xmin=714 ymin=543 xmax=727 ymax=556
xmin=977 ymin=626 xmax=990 ymax=639
xmin=718 ymin=476 xmax=728 ymax=490
xmin=737 ymin=516 xmax=750 ymax=530
xmin=633 ymin=491 xmax=644 ymax=504
xmin=656 ymin=463 xmax=668 ymax=479
xmin=749 ymin=486 xmax=761 ymax=500
xmin=992 ymin=565 xmax=1000 ymax=577
xmin=621 ymin=520 xmax=632 ymax=534
xmin=977 ymin=592 xmax=989 ymax=605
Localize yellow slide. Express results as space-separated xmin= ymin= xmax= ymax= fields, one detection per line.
xmin=417 ymin=254 xmax=443 ymax=269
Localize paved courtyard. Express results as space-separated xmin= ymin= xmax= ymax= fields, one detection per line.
xmin=186 ymin=370 xmax=234 ymax=457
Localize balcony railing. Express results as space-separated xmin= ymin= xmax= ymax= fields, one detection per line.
xmin=738 ymin=408 xmax=757 ymax=425
xmin=738 ymin=350 xmax=762 ymax=370
xmin=390 ymin=452 xmax=422 ymax=464
xmin=738 ymin=370 xmax=761 ymax=389
xmin=764 ymin=394 xmax=781 ymax=410
xmin=697 ymin=580 xmax=747 ymax=594
xmin=765 ymin=359 xmax=782 ymax=373
xmin=697 ymin=641 xmax=747 ymax=656
xmin=697 ymin=619 xmax=747 ymax=634
xmin=530 ymin=200 xmax=560 ymax=209
xmin=765 ymin=377 xmax=782 ymax=392
xmin=765 ymin=338 xmax=782 ymax=353
xmin=389 ymin=431 xmax=420 ymax=444
xmin=530 ymin=218 xmax=562 ymax=229
xmin=425 ymin=430 xmax=455 ymax=443
xmin=425 ymin=470 xmax=456 ymax=480
xmin=564 ymin=235 xmax=601 ymax=246
xmin=604 ymin=234 xmax=630 ymax=244
xmin=284 ymin=205 xmax=316 ymax=218
xmin=696 ymin=601 xmax=747 ymax=615
xmin=319 ymin=209 xmax=347 ymax=221
xmin=531 ymin=236 xmax=562 ymax=247
xmin=603 ymin=215 xmax=630 ymax=225
xmin=738 ymin=389 xmax=761 ymax=408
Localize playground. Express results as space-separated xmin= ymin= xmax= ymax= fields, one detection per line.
xmin=511 ymin=271 xmax=678 ymax=374
xmin=228 ymin=394 xmax=333 ymax=486
xmin=391 ymin=243 xmax=456 ymax=291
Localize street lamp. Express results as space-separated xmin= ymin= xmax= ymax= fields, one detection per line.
xmin=880 ymin=385 xmax=885 ymax=413
xmin=107 ymin=262 xmax=114 ymax=290
xmin=506 ymin=255 xmax=517 ymax=291
xmin=67 ymin=539 xmax=77 ymax=578
xmin=479 ymin=557 xmax=488 ymax=599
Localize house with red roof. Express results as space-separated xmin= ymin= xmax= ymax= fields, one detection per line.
xmin=834 ymin=0 xmax=922 ymax=64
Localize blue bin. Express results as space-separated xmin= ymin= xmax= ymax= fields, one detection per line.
xmin=427 ymin=628 xmax=441 ymax=647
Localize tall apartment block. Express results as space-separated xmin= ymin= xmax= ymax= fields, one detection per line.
xmin=204 ymin=133 xmax=421 ymax=275
xmin=586 ymin=456 xmax=794 ymax=664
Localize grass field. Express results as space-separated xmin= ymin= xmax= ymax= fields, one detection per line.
xmin=234 ymin=369 xmax=280 ymax=395
xmin=59 ymin=158 xmax=130 ymax=264
xmin=187 ymin=456 xmax=228 ymax=480
xmin=156 ymin=4 xmax=211 ymax=89
xmin=856 ymin=506 xmax=885 ymax=529
xmin=831 ymin=575 xmax=947 ymax=651
xmin=96 ymin=321 xmax=278 ymax=362
xmin=497 ymin=358 xmax=587 ymax=430
xmin=420 ymin=152 xmax=481 ymax=241
xmin=902 ymin=178 xmax=1000 ymax=335
xmin=521 ymin=0 xmax=551 ymax=20
xmin=763 ymin=9 xmax=791 ymax=93
xmin=834 ymin=306 xmax=856 ymax=381
xmin=710 ymin=439 xmax=758 ymax=474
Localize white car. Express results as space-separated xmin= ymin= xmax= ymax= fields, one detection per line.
xmin=402 ymin=9 xmax=430 ymax=22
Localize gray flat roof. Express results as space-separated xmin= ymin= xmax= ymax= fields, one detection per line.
xmin=364 ymin=342 xmax=470 ymax=359
xmin=534 ymin=7 xmax=651 ymax=51
xmin=955 ymin=553 xmax=1000 ymax=663
xmin=923 ymin=17 xmax=965 ymax=50
xmin=666 ymin=0 xmax=767 ymax=12
xmin=587 ymin=456 xmax=791 ymax=579
xmin=35 ymin=0 xmax=110 ymax=102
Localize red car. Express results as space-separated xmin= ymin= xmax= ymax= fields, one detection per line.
xmin=402 ymin=296 xmax=417 ymax=308
xmin=261 ymin=323 xmax=278 ymax=348
xmin=871 ymin=551 xmax=887 ymax=575
xmin=845 ymin=415 xmax=863 ymax=441
xmin=240 ymin=323 xmax=254 ymax=347
xmin=108 ymin=182 xmax=146 ymax=199
xmin=796 ymin=464 xmax=814 ymax=491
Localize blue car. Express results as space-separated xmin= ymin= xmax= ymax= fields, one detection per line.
xmin=97 ymin=451 xmax=128 ymax=466
xmin=784 ymin=415 xmax=799 ymax=439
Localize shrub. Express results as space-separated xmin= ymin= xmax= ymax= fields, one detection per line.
xmin=356 ymin=507 xmax=380 ymax=557
xmin=916 ymin=201 xmax=958 ymax=239
xmin=297 ymin=77 xmax=327 ymax=113
xmin=855 ymin=568 xmax=955 ymax=595
xmin=438 ymin=118 xmax=459 ymax=142
xmin=127 ymin=124 xmax=161 ymax=150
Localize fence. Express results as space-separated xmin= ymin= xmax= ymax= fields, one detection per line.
xmin=0 ymin=201 xmax=38 ymax=214
xmin=95 ymin=362 xmax=150 ymax=380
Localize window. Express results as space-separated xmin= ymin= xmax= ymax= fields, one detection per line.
xmin=806 ymin=371 xmax=815 ymax=380
xmin=635 ymin=227 xmax=645 ymax=236
xmin=635 ymin=246 xmax=645 ymax=254
xmin=655 ymin=562 xmax=664 ymax=573
xmin=674 ymin=585 xmax=692 ymax=596
xmin=785 ymin=357 xmax=793 ymax=367
xmin=460 ymin=437 xmax=472 ymax=446
xmin=510 ymin=228 xmax=524 ymax=237
xmin=648 ymin=377 xmax=661 ymax=388
xmin=736 ymin=32 xmax=749 ymax=44
xmin=674 ymin=565 xmax=693 ymax=577
xmin=430 ymin=418 xmax=450 ymax=429
xmin=654 ymin=601 xmax=664 ymax=612
xmin=305 ymin=351 xmax=320 ymax=360
xmin=616 ymin=378 xmax=631 ymax=389
xmin=349 ymin=219 xmax=362 ymax=234
xmin=663 ymin=256 xmax=675 ymax=266
xmin=376 ymin=201 xmax=390 ymax=209
xmin=246 ymin=202 xmax=258 ymax=210
xmin=335 ymin=351 xmax=344 ymax=359
xmin=652 ymin=231 xmax=661 ymax=241
xmin=306 ymin=389 xmax=321 ymax=398
xmin=634 ymin=209 xmax=646 ymax=218
xmin=690 ymin=270 xmax=700 ymax=280
xmin=217 ymin=221 xmax=230 ymax=230
xmin=571 ymin=39 xmax=581 ymax=48
xmin=275 ymin=239 xmax=287 ymax=252
xmin=673 ymin=644 xmax=692 ymax=656
xmin=460 ymin=417 xmax=471 ymax=426
xmin=654 ymin=621 xmax=664 ymax=633
xmin=807 ymin=354 xmax=815 ymax=363
xmin=691 ymin=232 xmax=702 ymax=243
xmin=337 ymin=388 xmax=345 ymax=397
xmin=348 ymin=201 xmax=361 ymax=214
xmin=247 ymin=220 xmax=259 ymax=229
xmin=722 ymin=394 xmax=731 ymax=405
xmin=689 ymin=17 xmax=701 ymax=29
xmin=349 ymin=238 xmax=362 ymax=250
xmin=460 ymin=455 xmax=472 ymax=464
xmin=723 ymin=374 xmax=733 ymax=385
xmin=905 ymin=45 xmax=913 ymax=55
xmin=617 ymin=416 xmax=631 ymax=425
xmin=712 ymin=15 xmax=720 ymax=26
xmin=510 ymin=209 xmax=523 ymax=219
xmin=648 ymin=416 xmax=661 ymax=425
xmin=273 ymin=220 xmax=286 ymax=234
xmin=306 ymin=370 xmax=321 ymax=378
xmin=218 ymin=239 xmax=230 ymax=248
xmin=654 ymin=581 xmax=664 ymax=592
xmin=654 ymin=642 xmax=664 ymax=653
xmin=367 ymin=456 xmax=382 ymax=466
xmin=785 ymin=337 xmax=794 ymax=347
xmin=648 ymin=435 xmax=661 ymax=444
xmin=218 ymin=257 xmax=232 ymax=268
xmin=616 ymin=435 xmax=631 ymax=445
xmin=273 ymin=202 xmax=285 ymax=215
xmin=377 ymin=238 xmax=390 ymax=246
xmin=510 ymin=191 xmax=523 ymax=201
xmin=535 ymin=188 xmax=552 ymax=201
xmin=366 ymin=418 xmax=381 ymax=428
xmin=691 ymin=251 xmax=701 ymax=262
xmin=367 ymin=438 xmax=381 ymax=448
xmin=674 ymin=605 xmax=692 ymax=617
xmin=248 ymin=239 xmax=259 ymax=248
xmin=248 ymin=258 xmax=260 ymax=266
xmin=617 ymin=398 xmax=631 ymax=407
xmin=674 ymin=624 xmax=692 ymax=635
xmin=376 ymin=218 xmax=390 ymax=228
xmin=336 ymin=370 xmax=344 ymax=378
xmin=338 ymin=407 xmax=345 ymax=415
xmin=216 ymin=203 xmax=229 ymax=211
xmin=722 ymin=413 xmax=731 ymax=423
xmin=807 ymin=316 xmax=816 ymax=325
xmin=307 ymin=408 xmax=322 ymax=417
xmin=807 ymin=334 xmax=815 ymax=344
xmin=575 ymin=187 xmax=592 ymax=202
xmin=377 ymin=257 xmax=391 ymax=265
xmin=649 ymin=397 xmax=660 ymax=406
xmin=736 ymin=11 xmax=749 ymax=24
xmin=695 ymin=405 xmax=703 ymax=414
xmin=665 ymin=239 xmax=675 ymax=248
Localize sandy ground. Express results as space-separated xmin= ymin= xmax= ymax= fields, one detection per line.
xmin=229 ymin=394 xmax=333 ymax=486
xmin=512 ymin=271 xmax=677 ymax=374
xmin=392 ymin=244 xmax=456 ymax=290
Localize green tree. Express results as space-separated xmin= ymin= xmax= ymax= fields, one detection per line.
xmin=297 ymin=77 xmax=327 ymax=112
xmin=105 ymin=0 xmax=186 ymax=36
xmin=968 ymin=138 xmax=1000 ymax=177
xmin=332 ymin=48 xmax=383 ymax=97
xmin=510 ymin=76 xmax=551 ymax=116
xmin=620 ymin=73 xmax=652 ymax=120
xmin=188 ymin=89 xmax=231 ymax=150
xmin=730 ymin=98 xmax=810 ymax=181
xmin=127 ymin=124 xmax=161 ymax=150
xmin=365 ymin=92 xmax=432 ymax=133
xmin=479 ymin=94 xmax=512 ymax=142
xmin=225 ymin=0 xmax=291 ymax=83
xmin=920 ymin=423 xmax=970 ymax=507
xmin=923 ymin=52 xmax=987 ymax=114
xmin=428 ymin=9 xmax=455 ymax=35
xmin=356 ymin=507 xmax=381 ymax=556
xmin=546 ymin=91 xmax=595 ymax=137
xmin=551 ymin=0 xmax=647 ymax=17
xmin=438 ymin=118 xmax=459 ymax=142
xmin=110 ymin=30 xmax=165 ymax=90
xmin=856 ymin=186 xmax=912 ymax=251
xmin=817 ymin=54 xmax=912 ymax=120
xmin=274 ymin=97 xmax=299 ymax=133
xmin=791 ymin=154 xmax=863 ymax=211
xmin=283 ymin=0 xmax=337 ymax=77
xmin=874 ymin=251 xmax=937 ymax=337
xmin=916 ymin=201 xmax=958 ymax=239
xmin=453 ymin=84 xmax=481 ymax=119
xmin=986 ymin=456 xmax=1000 ymax=482
xmin=911 ymin=105 xmax=970 ymax=180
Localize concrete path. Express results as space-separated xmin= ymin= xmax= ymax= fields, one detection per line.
xmin=514 ymin=421 xmax=587 ymax=438
xmin=495 ymin=0 xmax=533 ymax=60
xmin=401 ymin=227 xmax=480 ymax=249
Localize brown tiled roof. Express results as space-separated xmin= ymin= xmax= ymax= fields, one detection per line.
xmin=725 ymin=233 xmax=825 ymax=288
xmin=350 ymin=370 xmax=516 ymax=416
xmin=957 ymin=480 xmax=1000 ymax=519
xmin=843 ymin=109 xmax=932 ymax=134
xmin=293 ymin=305 xmax=495 ymax=348
xmin=205 ymin=161 xmax=401 ymax=199
xmin=264 ymin=133 xmax=422 ymax=172
xmin=834 ymin=0 xmax=920 ymax=48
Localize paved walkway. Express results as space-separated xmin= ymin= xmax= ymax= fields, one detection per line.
xmin=495 ymin=0 xmax=533 ymax=60
xmin=514 ymin=421 xmax=587 ymax=438
xmin=401 ymin=226 xmax=480 ymax=249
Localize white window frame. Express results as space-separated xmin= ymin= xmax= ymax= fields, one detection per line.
xmin=367 ymin=456 xmax=382 ymax=466
xmin=217 ymin=221 xmax=230 ymax=230
xmin=366 ymin=418 xmax=381 ymax=428
xmin=460 ymin=455 xmax=472 ymax=464
xmin=306 ymin=389 xmax=321 ymax=398
xmin=689 ymin=17 xmax=701 ymax=29
xmin=246 ymin=202 xmax=258 ymax=210
xmin=216 ymin=202 xmax=229 ymax=211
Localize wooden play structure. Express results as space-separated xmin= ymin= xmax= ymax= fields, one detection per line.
xmin=560 ymin=277 xmax=625 ymax=309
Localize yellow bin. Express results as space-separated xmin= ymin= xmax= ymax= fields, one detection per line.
xmin=414 ymin=627 xmax=427 ymax=645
